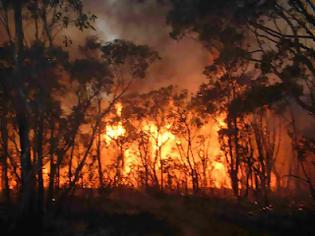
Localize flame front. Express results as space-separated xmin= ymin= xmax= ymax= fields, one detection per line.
xmin=0 ymin=101 xmax=287 ymax=194
xmin=101 ymin=102 xmax=231 ymax=190
xmin=105 ymin=122 xmax=126 ymax=141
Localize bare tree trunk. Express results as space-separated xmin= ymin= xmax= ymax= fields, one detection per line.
xmin=225 ymin=114 xmax=240 ymax=199
xmin=289 ymin=107 xmax=301 ymax=192
xmin=96 ymin=100 xmax=104 ymax=188
xmin=14 ymin=1 xmax=38 ymax=226
xmin=0 ymin=116 xmax=10 ymax=203
xmin=159 ymin=147 xmax=164 ymax=192
xmin=36 ymin=117 xmax=44 ymax=212
xmin=153 ymin=139 xmax=160 ymax=190
xmin=56 ymin=161 xmax=60 ymax=191
xmin=68 ymin=142 xmax=75 ymax=184
xmin=47 ymin=124 xmax=55 ymax=209
xmin=114 ymin=143 xmax=124 ymax=186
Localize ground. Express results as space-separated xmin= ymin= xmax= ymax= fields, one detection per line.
xmin=0 ymin=189 xmax=314 ymax=235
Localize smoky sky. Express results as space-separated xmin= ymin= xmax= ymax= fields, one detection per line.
xmin=0 ymin=0 xmax=209 ymax=92
xmin=82 ymin=0 xmax=209 ymax=92
xmin=80 ymin=0 xmax=315 ymax=136
xmin=1 ymin=0 xmax=313 ymax=134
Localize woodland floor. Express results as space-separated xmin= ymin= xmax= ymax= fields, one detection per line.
xmin=0 ymin=189 xmax=314 ymax=236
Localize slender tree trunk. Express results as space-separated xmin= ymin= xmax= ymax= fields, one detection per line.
xmin=153 ymin=140 xmax=160 ymax=190
xmin=0 ymin=116 xmax=10 ymax=203
xmin=68 ymin=144 xmax=74 ymax=185
xmin=96 ymin=100 xmax=104 ymax=188
xmin=96 ymin=135 xmax=104 ymax=188
xmin=138 ymin=140 xmax=150 ymax=190
xmin=47 ymin=124 xmax=55 ymax=209
xmin=1 ymin=155 xmax=10 ymax=203
xmin=57 ymin=163 xmax=60 ymax=191
xmin=36 ymin=117 xmax=44 ymax=212
xmin=226 ymin=115 xmax=240 ymax=198
xmin=14 ymin=1 xmax=39 ymax=227
xmin=42 ymin=4 xmax=53 ymax=46
xmin=159 ymin=147 xmax=164 ymax=192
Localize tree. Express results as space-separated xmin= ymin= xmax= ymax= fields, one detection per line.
xmin=121 ymin=86 xmax=175 ymax=190
xmin=250 ymin=108 xmax=282 ymax=204
xmin=0 ymin=0 xmax=95 ymax=229
xmin=170 ymin=89 xmax=204 ymax=194
xmin=54 ymin=38 xmax=159 ymax=205
xmin=167 ymin=0 xmax=315 ymax=201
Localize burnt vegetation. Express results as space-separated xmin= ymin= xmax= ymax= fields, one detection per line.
xmin=0 ymin=0 xmax=314 ymax=235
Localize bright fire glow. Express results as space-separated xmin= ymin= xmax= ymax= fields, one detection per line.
xmin=102 ymin=102 xmax=231 ymax=190
xmin=0 ymin=102 xmax=234 ymax=192
xmin=106 ymin=121 xmax=126 ymax=141
xmin=211 ymin=161 xmax=230 ymax=188
xmin=105 ymin=103 xmax=126 ymax=142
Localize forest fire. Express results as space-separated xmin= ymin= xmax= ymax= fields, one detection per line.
xmin=100 ymin=102 xmax=231 ymax=190
xmin=105 ymin=103 xmax=126 ymax=141
xmin=0 ymin=0 xmax=314 ymax=235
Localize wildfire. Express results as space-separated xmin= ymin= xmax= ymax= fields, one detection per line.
xmin=0 ymin=102 xmax=232 ymax=192
xmin=211 ymin=160 xmax=231 ymax=189
xmin=214 ymin=115 xmax=226 ymax=131
xmin=104 ymin=103 xmax=126 ymax=142
xmin=143 ymin=123 xmax=175 ymax=147
xmin=105 ymin=122 xmax=126 ymax=141
xmin=101 ymin=102 xmax=231 ymax=190
xmin=115 ymin=102 xmax=123 ymax=117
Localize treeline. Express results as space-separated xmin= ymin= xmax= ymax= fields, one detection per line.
xmin=167 ymin=0 xmax=315 ymax=201
xmin=0 ymin=0 xmax=160 ymax=229
xmin=0 ymin=0 xmax=314 ymax=231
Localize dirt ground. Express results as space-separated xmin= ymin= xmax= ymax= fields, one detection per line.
xmin=48 ymin=189 xmax=315 ymax=235
xmin=1 ymin=189 xmax=314 ymax=236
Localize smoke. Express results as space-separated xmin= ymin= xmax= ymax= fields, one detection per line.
xmin=0 ymin=1 xmax=209 ymax=92
xmin=82 ymin=0 xmax=209 ymax=92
